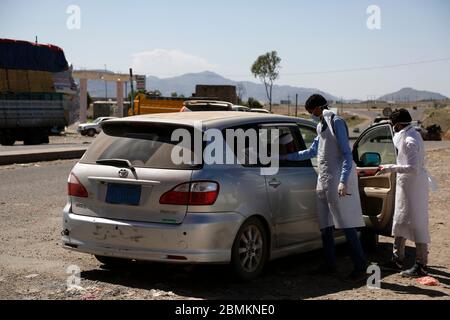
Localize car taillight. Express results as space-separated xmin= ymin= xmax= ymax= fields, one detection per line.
xmin=159 ymin=181 xmax=219 ymax=205
xmin=68 ymin=172 xmax=88 ymax=198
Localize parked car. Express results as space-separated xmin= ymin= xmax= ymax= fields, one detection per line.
xmin=372 ymin=116 xmax=389 ymax=125
xmin=63 ymin=111 xmax=398 ymax=280
xmin=77 ymin=117 xmax=117 ymax=137
xmin=231 ymin=105 xmax=251 ymax=112
xmin=250 ymin=108 xmax=270 ymax=114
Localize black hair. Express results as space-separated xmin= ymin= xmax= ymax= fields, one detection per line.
xmin=389 ymin=108 xmax=412 ymax=125
xmin=305 ymin=94 xmax=328 ymax=111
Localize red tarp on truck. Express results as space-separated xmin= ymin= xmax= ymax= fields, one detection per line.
xmin=0 ymin=39 xmax=69 ymax=73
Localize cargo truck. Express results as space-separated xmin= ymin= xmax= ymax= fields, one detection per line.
xmin=128 ymin=93 xmax=228 ymax=115
xmin=128 ymin=93 xmax=187 ymax=116
xmin=0 ymin=39 xmax=79 ymax=145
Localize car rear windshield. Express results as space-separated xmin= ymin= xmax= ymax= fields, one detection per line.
xmin=80 ymin=121 xmax=201 ymax=169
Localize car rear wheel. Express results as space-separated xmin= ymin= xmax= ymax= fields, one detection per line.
xmin=87 ymin=128 xmax=96 ymax=137
xmin=231 ymin=217 xmax=268 ymax=281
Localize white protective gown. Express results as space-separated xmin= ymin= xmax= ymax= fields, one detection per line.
xmin=383 ymin=124 xmax=430 ymax=244
xmin=316 ymin=110 xmax=365 ymax=230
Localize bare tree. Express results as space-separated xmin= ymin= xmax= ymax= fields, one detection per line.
xmin=236 ymin=82 xmax=246 ymax=104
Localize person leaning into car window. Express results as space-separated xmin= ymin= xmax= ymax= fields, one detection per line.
xmin=279 ymin=132 xmax=297 ymax=157
xmin=283 ymin=94 xmax=368 ymax=282
xmin=377 ymin=109 xmax=431 ymax=277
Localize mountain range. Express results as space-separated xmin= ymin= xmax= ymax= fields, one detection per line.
xmin=84 ymin=71 xmax=448 ymax=103
xmin=85 ymin=71 xmax=338 ymax=103
xmin=377 ymin=87 xmax=448 ymax=102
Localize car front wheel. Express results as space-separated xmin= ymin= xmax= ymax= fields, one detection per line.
xmin=231 ymin=217 xmax=268 ymax=281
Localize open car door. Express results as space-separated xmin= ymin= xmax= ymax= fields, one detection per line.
xmin=352 ymin=123 xmax=398 ymax=236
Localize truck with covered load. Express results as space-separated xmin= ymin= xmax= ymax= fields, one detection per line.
xmin=0 ymin=39 xmax=79 ymax=145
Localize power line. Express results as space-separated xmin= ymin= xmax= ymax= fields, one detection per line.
xmin=80 ymin=56 xmax=450 ymax=79
xmin=280 ymin=57 xmax=450 ymax=76
xmin=207 ymin=57 xmax=450 ymax=78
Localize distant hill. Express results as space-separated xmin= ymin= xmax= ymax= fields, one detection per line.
xmin=378 ymin=87 xmax=448 ymax=102
xmin=85 ymin=71 xmax=338 ymax=103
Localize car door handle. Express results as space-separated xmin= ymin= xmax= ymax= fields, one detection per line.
xmin=268 ymin=179 xmax=281 ymax=188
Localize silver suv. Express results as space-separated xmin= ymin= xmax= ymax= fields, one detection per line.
xmin=62 ymin=111 xmax=398 ymax=280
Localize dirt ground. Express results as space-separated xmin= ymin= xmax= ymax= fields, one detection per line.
xmin=0 ymin=148 xmax=449 ymax=300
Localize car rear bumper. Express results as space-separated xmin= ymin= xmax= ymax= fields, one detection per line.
xmin=61 ymin=204 xmax=244 ymax=263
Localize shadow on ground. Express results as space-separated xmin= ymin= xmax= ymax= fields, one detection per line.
xmin=80 ymin=243 xmax=449 ymax=299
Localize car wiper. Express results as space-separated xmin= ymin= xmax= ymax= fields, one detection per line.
xmin=96 ymin=159 xmax=136 ymax=173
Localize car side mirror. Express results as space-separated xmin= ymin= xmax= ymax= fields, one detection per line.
xmin=360 ymin=152 xmax=381 ymax=167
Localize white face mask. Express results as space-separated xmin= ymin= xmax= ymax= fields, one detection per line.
xmin=311 ymin=114 xmax=320 ymax=122
xmin=310 ymin=103 xmax=328 ymax=123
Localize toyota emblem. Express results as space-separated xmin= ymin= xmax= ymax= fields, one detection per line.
xmin=118 ymin=169 xmax=128 ymax=178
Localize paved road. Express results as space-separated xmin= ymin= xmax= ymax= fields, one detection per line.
xmin=348 ymin=107 xmax=425 ymax=123
xmin=0 ymin=133 xmax=94 ymax=152
xmin=0 ymin=143 xmax=90 ymax=152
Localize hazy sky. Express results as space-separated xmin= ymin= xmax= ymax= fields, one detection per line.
xmin=1 ymin=0 xmax=450 ymax=99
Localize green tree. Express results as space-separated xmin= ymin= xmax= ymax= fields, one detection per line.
xmin=171 ymin=92 xmax=178 ymax=97
xmin=148 ymin=90 xmax=162 ymax=97
xmin=128 ymin=89 xmax=148 ymax=101
xmin=246 ymin=97 xmax=264 ymax=109
xmin=251 ymin=51 xmax=281 ymax=112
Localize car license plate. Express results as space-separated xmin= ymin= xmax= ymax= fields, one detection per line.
xmin=106 ymin=183 xmax=141 ymax=206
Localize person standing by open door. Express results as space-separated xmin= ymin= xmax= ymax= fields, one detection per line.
xmin=378 ymin=108 xmax=432 ymax=277
xmin=284 ymin=94 xmax=367 ymax=282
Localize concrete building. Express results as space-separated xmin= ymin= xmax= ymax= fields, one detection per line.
xmin=194 ymin=85 xmax=237 ymax=104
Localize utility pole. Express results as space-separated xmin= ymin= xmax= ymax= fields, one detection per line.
xmin=104 ymin=64 xmax=108 ymax=101
xmin=35 ymin=36 xmax=38 ymax=44
xmin=129 ymin=68 xmax=135 ymax=115
xmin=295 ymin=94 xmax=298 ymax=117
xmin=287 ymin=95 xmax=290 ymax=116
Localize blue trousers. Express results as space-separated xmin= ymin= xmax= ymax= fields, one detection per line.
xmin=321 ymin=226 xmax=367 ymax=271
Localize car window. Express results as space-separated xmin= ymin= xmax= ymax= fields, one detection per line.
xmin=221 ymin=124 xmax=261 ymax=167
xmin=260 ymin=124 xmax=312 ymax=168
xmin=298 ymin=125 xmax=318 ymax=167
xmin=354 ymin=125 xmax=396 ymax=166
xmin=81 ymin=122 xmax=200 ymax=170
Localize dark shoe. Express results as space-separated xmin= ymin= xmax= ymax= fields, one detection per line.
xmin=380 ymin=259 xmax=404 ymax=272
xmin=308 ymin=264 xmax=337 ymax=276
xmin=401 ymin=263 xmax=428 ymax=278
xmin=343 ymin=269 xmax=368 ymax=283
